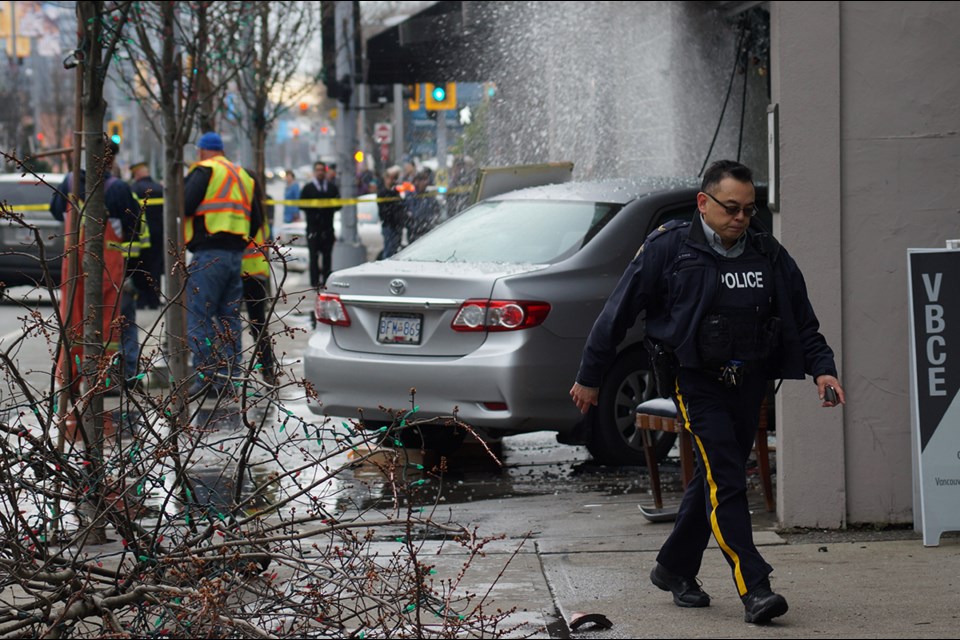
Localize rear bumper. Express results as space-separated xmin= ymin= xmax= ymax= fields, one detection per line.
xmin=303 ymin=326 xmax=584 ymax=435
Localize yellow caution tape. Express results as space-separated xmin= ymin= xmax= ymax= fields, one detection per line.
xmin=1 ymin=186 xmax=474 ymax=213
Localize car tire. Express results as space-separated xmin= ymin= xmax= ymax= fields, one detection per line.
xmin=586 ymin=348 xmax=677 ymax=466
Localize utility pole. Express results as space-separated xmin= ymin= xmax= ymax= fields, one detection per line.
xmin=393 ymin=83 xmax=404 ymax=165
xmin=332 ymin=0 xmax=366 ymax=270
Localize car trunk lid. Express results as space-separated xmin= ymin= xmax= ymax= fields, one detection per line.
xmin=325 ymin=261 xmax=545 ymax=356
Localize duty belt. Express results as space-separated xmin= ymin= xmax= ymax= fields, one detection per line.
xmin=715 ymin=360 xmax=761 ymax=388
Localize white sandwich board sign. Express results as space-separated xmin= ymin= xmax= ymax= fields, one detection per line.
xmin=907 ymin=248 xmax=960 ymax=545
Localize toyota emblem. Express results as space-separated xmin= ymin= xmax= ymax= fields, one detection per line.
xmin=389 ymin=279 xmax=406 ymax=295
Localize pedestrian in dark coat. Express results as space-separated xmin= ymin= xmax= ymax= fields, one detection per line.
xmin=298 ymin=161 xmax=340 ymax=289
xmin=130 ymin=162 xmax=164 ymax=309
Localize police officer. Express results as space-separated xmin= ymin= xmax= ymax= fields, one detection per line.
xmin=569 ymin=160 xmax=845 ymax=625
xmin=183 ymin=132 xmax=262 ymax=398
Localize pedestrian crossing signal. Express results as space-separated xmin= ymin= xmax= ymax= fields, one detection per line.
xmin=107 ymin=120 xmax=122 ymax=144
xmin=425 ymin=83 xmax=456 ymax=110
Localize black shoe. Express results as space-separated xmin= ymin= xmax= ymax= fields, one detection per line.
xmin=650 ymin=563 xmax=710 ymax=608
xmin=742 ymin=579 xmax=788 ymax=623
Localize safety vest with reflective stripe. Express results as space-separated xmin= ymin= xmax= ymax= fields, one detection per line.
xmin=108 ymin=205 xmax=150 ymax=258
xmin=185 ymin=156 xmax=254 ymax=244
xmin=242 ymin=218 xmax=271 ymax=279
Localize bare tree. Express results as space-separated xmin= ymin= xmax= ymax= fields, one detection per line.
xmin=0 ymin=4 xmax=537 ymax=635
xmin=111 ymin=2 xmax=251 ymax=420
xmin=231 ymin=1 xmax=321 ymax=186
xmin=0 ymin=231 xmax=529 ymax=635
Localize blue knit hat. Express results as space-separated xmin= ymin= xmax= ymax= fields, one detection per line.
xmin=197 ymin=131 xmax=224 ymax=151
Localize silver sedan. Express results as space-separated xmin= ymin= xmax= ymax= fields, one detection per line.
xmin=303 ymin=179 xmax=715 ymax=465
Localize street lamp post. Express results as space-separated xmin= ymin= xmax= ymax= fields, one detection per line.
xmin=332 ymin=0 xmax=367 ymax=270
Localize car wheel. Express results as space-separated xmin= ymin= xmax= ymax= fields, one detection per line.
xmin=586 ymin=349 xmax=677 ymax=466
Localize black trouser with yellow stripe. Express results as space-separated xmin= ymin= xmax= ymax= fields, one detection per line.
xmin=656 ymin=366 xmax=772 ymax=597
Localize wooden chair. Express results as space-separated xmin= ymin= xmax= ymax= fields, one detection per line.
xmin=635 ymin=396 xmax=774 ymax=522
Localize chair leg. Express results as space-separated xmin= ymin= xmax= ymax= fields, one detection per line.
xmin=640 ymin=427 xmax=664 ymax=510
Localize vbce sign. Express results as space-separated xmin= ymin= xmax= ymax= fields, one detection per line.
xmin=921 ymin=272 xmax=948 ymax=396
xmin=908 ymin=249 xmax=960 ymax=546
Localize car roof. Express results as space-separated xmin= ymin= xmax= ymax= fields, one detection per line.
xmin=486 ymin=176 xmax=702 ymax=205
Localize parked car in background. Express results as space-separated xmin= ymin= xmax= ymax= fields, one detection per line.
xmin=304 ymin=179 xmax=773 ymax=464
xmin=0 ymin=173 xmax=64 ymax=296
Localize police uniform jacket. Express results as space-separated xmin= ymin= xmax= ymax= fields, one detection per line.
xmin=576 ymin=212 xmax=837 ymax=388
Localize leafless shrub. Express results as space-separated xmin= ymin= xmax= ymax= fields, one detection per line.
xmin=0 ymin=195 xmax=534 ymax=638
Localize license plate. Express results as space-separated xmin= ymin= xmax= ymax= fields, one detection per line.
xmin=377 ymin=313 xmax=422 ymax=344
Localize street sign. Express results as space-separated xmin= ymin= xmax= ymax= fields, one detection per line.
xmin=374 ymin=122 xmax=392 ymax=144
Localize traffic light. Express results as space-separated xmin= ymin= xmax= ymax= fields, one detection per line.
xmin=107 ymin=120 xmax=122 ymax=144
xmin=404 ymin=83 xmax=421 ymax=111
xmin=425 ymin=83 xmax=456 ymax=110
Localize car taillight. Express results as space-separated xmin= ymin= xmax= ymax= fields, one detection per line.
xmin=451 ymin=299 xmax=550 ymax=332
xmin=315 ymin=292 xmax=350 ymax=326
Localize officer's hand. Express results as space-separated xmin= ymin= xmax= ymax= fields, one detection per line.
xmin=816 ymin=375 xmax=845 ymax=407
xmin=570 ymin=382 xmax=599 ymax=414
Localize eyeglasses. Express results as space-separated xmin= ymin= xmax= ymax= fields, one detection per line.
xmin=703 ymin=191 xmax=758 ymax=217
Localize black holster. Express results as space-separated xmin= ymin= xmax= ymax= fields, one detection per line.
xmin=644 ymin=337 xmax=679 ymax=399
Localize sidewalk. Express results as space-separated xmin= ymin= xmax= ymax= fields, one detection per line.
xmin=182 ymin=281 xmax=960 ymax=637
xmin=435 ymin=490 xmax=960 ymax=639
xmin=7 ymin=285 xmax=958 ymax=638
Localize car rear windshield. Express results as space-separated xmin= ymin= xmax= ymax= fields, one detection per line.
xmin=396 ymin=199 xmax=622 ymax=264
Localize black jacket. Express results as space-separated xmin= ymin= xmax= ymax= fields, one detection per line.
xmin=299 ymin=178 xmax=340 ymax=236
xmin=132 ymin=174 xmax=165 ymax=252
xmin=576 ymin=213 xmax=837 ymax=387
xmin=377 ymin=185 xmax=406 ymax=231
xmin=50 ymin=170 xmax=139 ymax=242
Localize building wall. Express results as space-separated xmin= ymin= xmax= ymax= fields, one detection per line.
xmin=770 ymin=1 xmax=846 ymax=528
xmin=771 ymin=0 xmax=960 ymax=527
